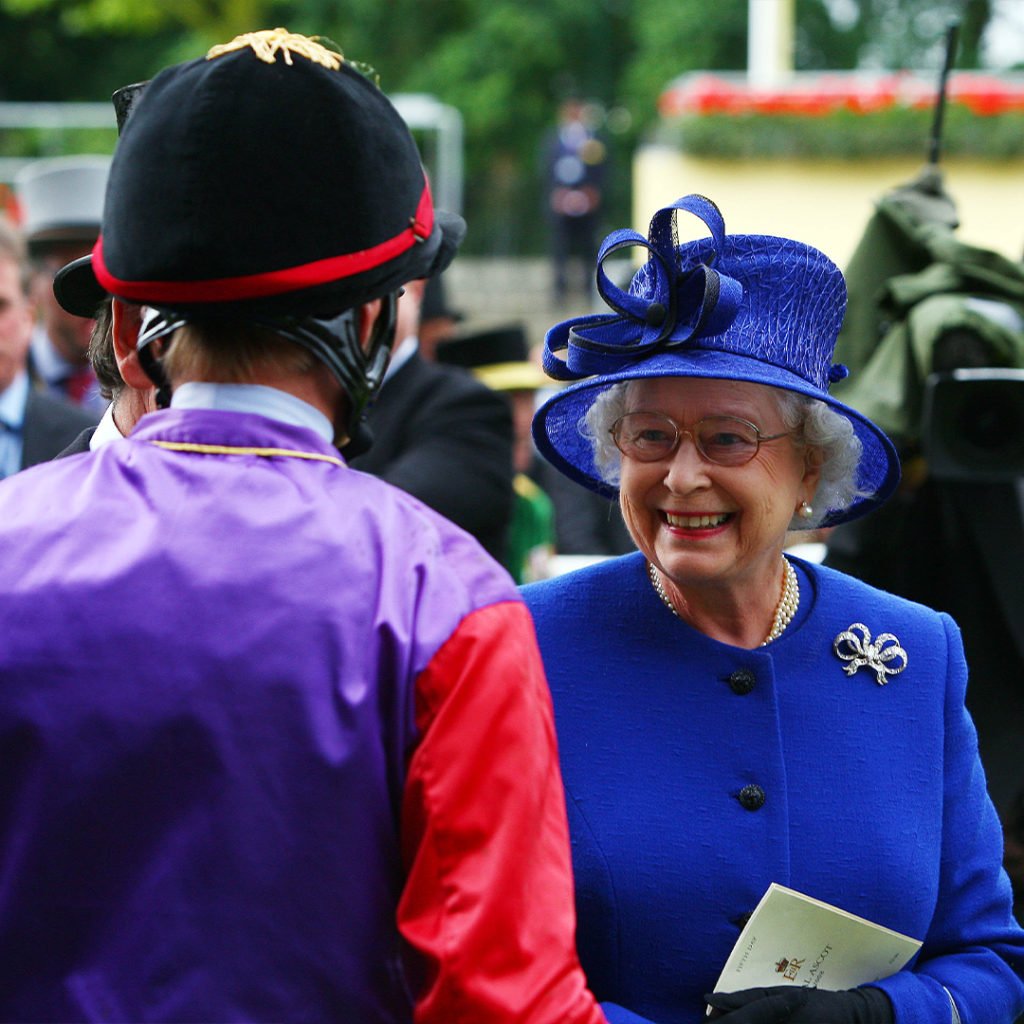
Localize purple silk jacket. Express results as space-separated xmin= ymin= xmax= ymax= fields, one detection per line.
xmin=0 ymin=408 xmax=601 ymax=1024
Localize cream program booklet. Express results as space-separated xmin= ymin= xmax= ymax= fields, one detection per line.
xmin=712 ymin=883 xmax=922 ymax=995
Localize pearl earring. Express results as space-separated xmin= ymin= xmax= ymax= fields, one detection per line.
xmin=798 ymin=501 xmax=813 ymax=519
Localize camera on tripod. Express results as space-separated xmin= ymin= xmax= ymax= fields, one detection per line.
xmin=923 ymin=367 xmax=1024 ymax=481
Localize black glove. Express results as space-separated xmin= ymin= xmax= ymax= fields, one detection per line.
xmin=704 ymin=985 xmax=894 ymax=1023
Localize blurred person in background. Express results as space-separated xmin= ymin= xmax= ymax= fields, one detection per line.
xmin=350 ymin=273 xmax=516 ymax=561
xmin=47 ymin=290 xmax=153 ymax=457
xmin=0 ymin=216 xmax=97 ymax=478
xmin=14 ymin=154 xmax=110 ymax=413
xmin=534 ymin=441 xmax=635 ymax=559
xmin=416 ymin=270 xmax=462 ymax=360
xmin=50 ymin=82 xmax=155 ymax=457
xmin=439 ymin=323 xmax=556 ymax=582
xmin=542 ymin=94 xmax=607 ymax=305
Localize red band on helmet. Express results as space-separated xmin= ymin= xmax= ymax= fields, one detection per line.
xmin=92 ymin=181 xmax=435 ymax=304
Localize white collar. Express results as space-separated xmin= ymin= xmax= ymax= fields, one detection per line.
xmin=89 ymin=403 xmax=124 ymax=450
xmin=170 ymin=382 xmax=334 ymax=442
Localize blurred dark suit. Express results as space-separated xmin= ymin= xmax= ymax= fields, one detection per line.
xmin=350 ymin=350 xmax=514 ymax=562
xmin=19 ymin=391 xmax=98 ymax=471
xmin=54 ymin=422 xmax=97 ymax=458
xmin=826 ymin=478 xmax=1024 ymax=815
xmin=533 ymin=457 xmax=634 ymax=557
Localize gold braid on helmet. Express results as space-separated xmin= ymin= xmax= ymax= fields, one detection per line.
xmin=207 ymin=28 xmax=343 ymax=70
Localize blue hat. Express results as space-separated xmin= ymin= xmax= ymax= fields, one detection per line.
xmin=533 ymin=194 xmax=900 ymax=527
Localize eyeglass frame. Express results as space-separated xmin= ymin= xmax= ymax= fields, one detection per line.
xmin=609 ymin=410 xmax=796 ymax=467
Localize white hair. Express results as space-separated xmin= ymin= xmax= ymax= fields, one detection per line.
xmin=582 ymin=379 xmax=868 ymax=528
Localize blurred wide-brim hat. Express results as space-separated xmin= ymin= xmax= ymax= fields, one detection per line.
xmin=438 ymin=324 xmax=547 ymax=392
xmin=14 ymin=155 xmax=109 ymax=255
xmin=533 ymin=194 xmax=900 ymax=528
xmin=68 ymin=29 xmax=463 ymax=319
xmin=421 ymin=272 xmax=463 ymax=324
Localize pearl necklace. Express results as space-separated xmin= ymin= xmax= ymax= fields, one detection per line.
xmin=647 ymin=558 xmax=800 ymax=647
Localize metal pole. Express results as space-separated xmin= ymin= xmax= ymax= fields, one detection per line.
xmin=928 ymin=21 xmax=961 ymax=166
xmin=748 ymin=0 xmax=795 ymax=88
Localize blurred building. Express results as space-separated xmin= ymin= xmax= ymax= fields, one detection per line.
xmin=634 ymin=70 xmax=1024 ymax=267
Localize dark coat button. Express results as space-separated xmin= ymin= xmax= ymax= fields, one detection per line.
xmin=737 ymin=784 xmax=766 ymax=810
xmin=728 ymin=669 xmax=756 ymax=695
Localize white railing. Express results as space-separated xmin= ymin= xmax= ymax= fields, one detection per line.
xmin=0 ymin=94 xmax=464 ymax=215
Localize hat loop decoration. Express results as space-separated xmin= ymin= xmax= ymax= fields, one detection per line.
xmin=833 ymin=623 xmax=908 ymax=685
xmin=542 ymin=194 xmax=744 ymax=381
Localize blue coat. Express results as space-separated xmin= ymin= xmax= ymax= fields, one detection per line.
xmin=523 ymin=552 xmax=1024 ymax=1024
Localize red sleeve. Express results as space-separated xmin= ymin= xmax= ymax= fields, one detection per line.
xmin=397 ymin=600 xmax=605 ymax=1024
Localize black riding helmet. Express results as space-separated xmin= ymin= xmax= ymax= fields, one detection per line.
xmin=56 ymin=30 xmax=464 ymax=441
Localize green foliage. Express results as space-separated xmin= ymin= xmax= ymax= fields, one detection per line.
xmin=798 ymin=0 xmax=987 ymax=72
xmin=654 ymin=104 xmax=1024 ymax=160
xmin=418 ymin=4 xmax=563 ymax=148
xmin=794 ymin=0 xmax=994 ymax=74
xmin=620 ymin=0 xmax=747 ymax=126
xmin=2 ymin=0 xmax=278 ymax=38
xmin=0 ymin=126 xmax=117 ymax=159
xmin=0 ymin=0 xmax=1002 ymax=253
xmin=0 ymin=3 xmax=179 ymax=99
xmin=318 ymin=0 xmax=636 ymax=254
xmin=794 ymin=0 xmax=865 ymax=70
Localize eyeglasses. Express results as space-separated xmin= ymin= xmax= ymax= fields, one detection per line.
xmin=610 ymin=412 xmax=793 ymax=467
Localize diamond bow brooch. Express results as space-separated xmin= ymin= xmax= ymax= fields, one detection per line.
xmin=833 ymin=623 xmax=908 ymax=685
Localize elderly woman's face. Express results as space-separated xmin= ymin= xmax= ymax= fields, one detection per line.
xmin=618 ymin=377 xmax=820 ymax=595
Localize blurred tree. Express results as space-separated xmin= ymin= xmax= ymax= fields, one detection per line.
xmin=795 ymin=0 xmax=990 ymax=72
xmin=620 ymin=0 xmax=748 ymax=122
xmin=856 ymin=0 xmax=988 ymax=70
xmin=1 ymin=0 xmax=277 ymax=39
xmin=0 ymin=3 xmax=179 ymax=100
xmin=959 ymin=0 xmax=994 ymax=68
xmin=293 ymin=0 xmax=636 ymax=253
xmin=400 ymin=0 xmax=633 ymax=253
xmin=795 ymin=0 xmax=870 ymax=70
xmin=0 ymin=0 xmax=998 ymax=253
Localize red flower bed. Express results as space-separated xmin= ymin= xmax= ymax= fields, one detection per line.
xmin=659 ymin=71 xmax=1024 ymax=119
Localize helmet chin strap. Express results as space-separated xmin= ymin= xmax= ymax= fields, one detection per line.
xmin=132 ymin=292 xmax=401 ymax=449
xmin=136 ymin=309 xmax=184 ymax=410
xmin=242 ymin=291 xmax=399 ymax=448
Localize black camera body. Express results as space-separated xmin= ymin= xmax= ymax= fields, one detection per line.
xmin=922 ymin=368 xmax=1024 ymax=481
